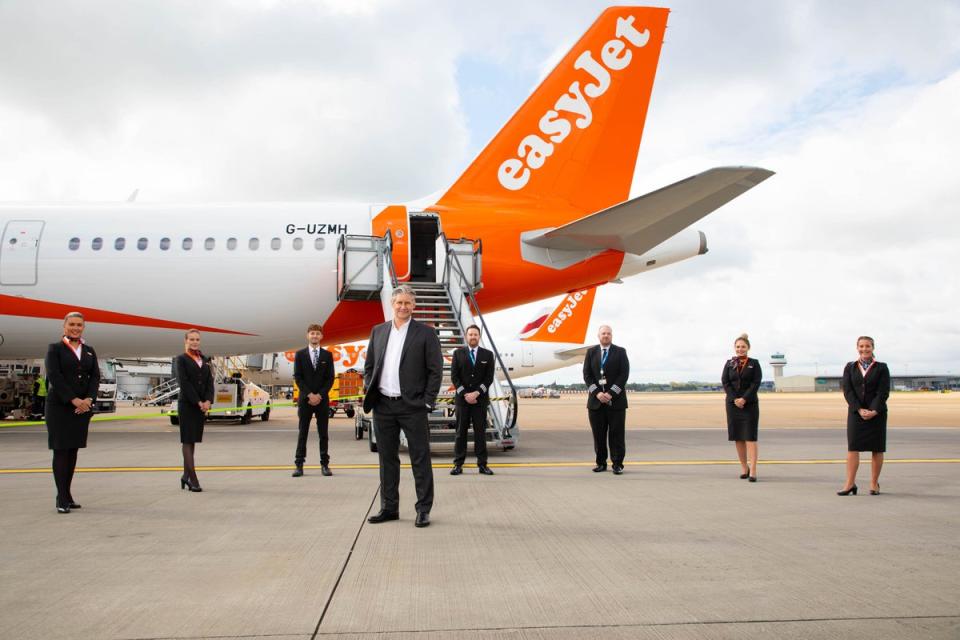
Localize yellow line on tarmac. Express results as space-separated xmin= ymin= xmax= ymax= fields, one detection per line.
xmin=1 ymin=458 xmax=958 ymax=475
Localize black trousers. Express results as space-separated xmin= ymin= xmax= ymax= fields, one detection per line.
xmin=588 ymin=405 xmax=626 ymax=466
xmin=373 ymin=398 xmax=434 ymax=514
xmin=453 ymin=401 xmax=488 ymax=466
xmin=295 ymin=402 xmax=330 ymax=465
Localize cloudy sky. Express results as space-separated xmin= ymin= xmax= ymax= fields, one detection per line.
xmin=2 ymin=0 xmax=958 ymax=383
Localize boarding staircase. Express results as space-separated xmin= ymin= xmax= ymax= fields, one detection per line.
xmin=142 ymin=356 xmax=247 ymax=405
xmin=338 ymin=228 xmax=519 ymax=451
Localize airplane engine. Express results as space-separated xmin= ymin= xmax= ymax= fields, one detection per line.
xmin=616 ymin=229 xmax=708 ymax=279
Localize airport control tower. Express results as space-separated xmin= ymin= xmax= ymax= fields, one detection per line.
xmin=770 ymin=353 xmax=787 ymax=383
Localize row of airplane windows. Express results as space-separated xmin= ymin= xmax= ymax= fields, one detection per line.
xmin=66 ymin=236 xmax=326 ymax=252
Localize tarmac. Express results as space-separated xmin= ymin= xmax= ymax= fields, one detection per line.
xmin=1 ymin=395 xmax=958 ymax=639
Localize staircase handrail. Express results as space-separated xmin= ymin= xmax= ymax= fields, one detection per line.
xmin=382 ymin=229 xmax=399 ymax=287
xmin=439 ymin=232 xmax=518 ymax=430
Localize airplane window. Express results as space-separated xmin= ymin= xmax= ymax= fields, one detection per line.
xmin=314 ymin=238 xmax=325 ymax=250
xmin=68 ymin=237 xmax=80 ymax=251
xmin=205 ymin=238 xmax=215 ymax=250
xmin=92 ymin=237 xmax=103 ymax=250
xmin=160 ymin=237 xmax=171 ymax=250
xmin=182 ymin=238 xmax=193 ymax=250
xmin=292 ymin=237 xmax=303 ymax=250
xmin=249 ymin=238 xmax=259 ymax=250
xmin=115 ymin=237 xmax=126 ymax=250
xmin=137 ymin=238 xmax=148 ymax=250
xmin=227 ymin=237 xmax=237 ymax=250
xmin=271 ymin=237 xmax=281 ymax=250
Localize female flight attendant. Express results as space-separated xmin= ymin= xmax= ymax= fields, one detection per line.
xmin=173 ymin=329 xmax=215 ymax=492
xmin=45 ymin=312 xmax=100 ymax=513
xmin=721 ymin=334 xmax=762 ymax=482
xmin=838 ymin=336 xmax=890 ymax=496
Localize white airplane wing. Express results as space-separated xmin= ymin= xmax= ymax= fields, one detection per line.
xmin=522 ymin=166 xmax=774 ymax=254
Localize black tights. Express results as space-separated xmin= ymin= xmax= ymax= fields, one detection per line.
xmin=182 ymin=443 xmax=199 ymax=484
xmin=52 ymin=448 xmax=79 ymax=502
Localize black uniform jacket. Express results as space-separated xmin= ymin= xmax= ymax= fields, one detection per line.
xmin=363 ymin=318 xmax=443 ymax=414
xmin=583 ymin=343 xmax=629 ymax=411
xmin=451 ymin=346 xmax=495 ymax=407
xmin=842 ymin=360 xmax=890 ymax=414
xmin=45 ymin=340 xmax=100 ymax=409
xmin=721 ymin=358 xmax=762 ymax=405
xmin=293 ymin=346 xmax=335 ymax=405
xmin=174 ymin=353 xmax=215 ymax=408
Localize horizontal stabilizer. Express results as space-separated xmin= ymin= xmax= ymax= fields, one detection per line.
xmin=553 ymin=345 xmax=591 ymax=359
xmin=522 ymin=166 xmax=773 ymax=255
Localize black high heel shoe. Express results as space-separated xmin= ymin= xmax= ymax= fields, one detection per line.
xmin=837 ymin=484 xmax=858 ymax=496
xmin=870 ymin=484 xmax=880 ymax=495
xmin=739 ymin=471 xmax=750 ymax=479
xmin=180 ymin=475 xmax=202 ymax=491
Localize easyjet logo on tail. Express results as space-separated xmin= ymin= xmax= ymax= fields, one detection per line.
xmin=522 ymin=286 xmax=598 ymax=343
xmin=497 ymin=16 xmax=651 ymax=192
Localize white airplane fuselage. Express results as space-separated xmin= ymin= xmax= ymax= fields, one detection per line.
xmin=0 ymin=203 xmax=705 ymax=358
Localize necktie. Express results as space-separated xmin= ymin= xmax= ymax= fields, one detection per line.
xmin=311 ymin=349 xmax=318 ymax=368
xmin=601 ymin=348 xmax=608 ymax=369
xmin=470 ymin=349 xmax=476 ymax=365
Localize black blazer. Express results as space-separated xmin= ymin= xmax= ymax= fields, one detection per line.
xmin=842 ymin=361 xmax=889 ymax=414
xmin=293 ymin=346 xmax=335 ymax=405
xmin=174 ymin=353 xmax=215 ymax=408
xmin=721 ymin=358 xmax=762 ymax=405
xmin=451 ymin=346 xmax=494 ymax=407
xmin=363 ymin=318 xmax=443 ymax=413
xmin=45 ymin=340 xmax=100 ymax=407
xmin=583 ymin=344 xmax=629 ymax=410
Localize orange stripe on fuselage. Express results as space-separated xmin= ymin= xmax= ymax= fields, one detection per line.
xmin=0 ymin=294 xmax=255 ymax=335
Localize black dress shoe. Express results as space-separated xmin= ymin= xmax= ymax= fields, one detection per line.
xmin=321 ymin=465 xmax=332 ymax=477
xmin=450 ymin=465 xmax=463 ymax=475
xmin=415 ymin=512 xmax=430 ymax=528
xmin=739 ymin=471 xmax=750 ymax=479
xmin=748 ymin=476 xmax=757 ymax=483
xmin=592 ymin=464 xmax=607 ymax=472
xmin=612 ymin=465 xmax=623 ymax=475
xmin=292 ymin=465 xmax=304 ymax=477
xmin=67 ymin=501 xmax=82 ymax=509
xmin=478 ymin=465 xmax=494 ymax=475
xmin=367 ymin=510 xmax=400 ymax=524
xmin=56 ymin=498 xmax=70 ymax=514
xmin=837 ymin=484 xmax=857 ymax=496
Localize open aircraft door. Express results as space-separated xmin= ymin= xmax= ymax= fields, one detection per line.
xmin=370 ymin=205 xmax=410 ymax=281
xmin=1 ymin=220 xmax=44 ymax=285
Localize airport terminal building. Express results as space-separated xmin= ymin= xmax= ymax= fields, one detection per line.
xmin=769 ymin=353 xmax=958 ymax=392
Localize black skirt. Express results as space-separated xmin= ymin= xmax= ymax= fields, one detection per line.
xmin=45 ymin=396 xmax=93 ymax=449
xmin=726 ymin=401 xmax=759 ymax=441
xmin=847 ymin=411 xmax=886 ymax=452
xmin=178 ymin=401 xmax=206 ymax=444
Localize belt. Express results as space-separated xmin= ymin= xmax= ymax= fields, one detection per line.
xmin=381 ymin=395 xmax=403 ymax=401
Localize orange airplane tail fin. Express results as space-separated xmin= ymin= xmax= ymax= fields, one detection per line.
xmin=521 ymin=286 xmax=598 ymax=343
xmin=435 ymin=7 xmax=669 ymax=215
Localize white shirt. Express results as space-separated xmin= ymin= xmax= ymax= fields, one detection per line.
xmin=379 ymin=319 xmax=410 ymax=397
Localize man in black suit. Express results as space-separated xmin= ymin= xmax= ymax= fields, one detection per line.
xmin=582 ymin=325 xmax=630 ymax=474
xmin=292 ymin=324 xmax=336 ymax=477
xmin=450 ymin=324 xmax=495 ymax=476
xmin=363 ymin=285 xmax=443 ymax=528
